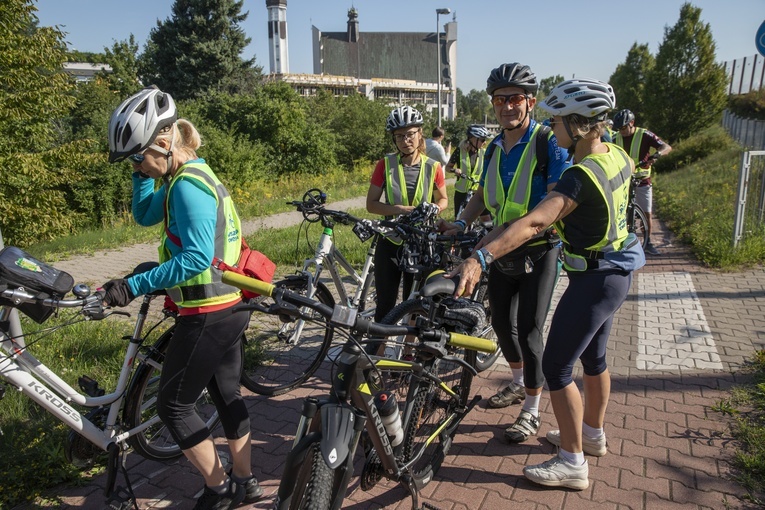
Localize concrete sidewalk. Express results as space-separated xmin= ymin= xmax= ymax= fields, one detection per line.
xmin=32 ymin=211 xmax=765 ymax=509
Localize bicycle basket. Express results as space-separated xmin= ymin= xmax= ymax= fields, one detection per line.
xmin=0 ymin=246 xmax=75 ymax=323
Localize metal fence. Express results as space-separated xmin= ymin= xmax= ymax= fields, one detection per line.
xmin=722 ymin=110 xmax=765 ymax=151
xmin=733 ymin=150 xmax=765 ymax=247
xmin=724 ymin=54 xmax=765 ymax=95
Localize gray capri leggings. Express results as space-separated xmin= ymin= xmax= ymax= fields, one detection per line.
xmin=542 ymin=268 xmax=632 ymax=391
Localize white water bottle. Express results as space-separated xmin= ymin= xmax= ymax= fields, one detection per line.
xmin=374 ymin=391 xmax=403 ymax=447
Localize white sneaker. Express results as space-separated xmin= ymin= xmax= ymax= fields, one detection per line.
xmin=523 ymin=453 xmax=589 ymax=490
xmin=545 ymin=430 xmax=607 ymax=457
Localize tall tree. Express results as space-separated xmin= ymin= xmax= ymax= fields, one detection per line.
xmin=539 ymin=74 xmax=565 ymax=98
xmin=101 ymin=35 xmax=143 ymax=98
xmin=140 ymin=0 xmax=262 ymax=100
xmin=609 ymin=43 xmax=654 ymax=122
xmin=644 ymin=3 xmax=727 ymax=142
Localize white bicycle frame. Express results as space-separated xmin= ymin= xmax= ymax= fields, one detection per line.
xmin=0 ymin=291 xmax=165 ymax=454
xmin=288 ymin=226 xmax=377 ymax=342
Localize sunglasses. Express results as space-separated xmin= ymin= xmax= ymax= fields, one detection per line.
xmin=491 ymin=94 xmax=528 ymax=107
xmin=127 ymin=144 xmax=169 ymax=164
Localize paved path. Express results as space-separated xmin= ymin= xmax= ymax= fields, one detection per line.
xmin=30 ymin=206 xmax=765 ymax=509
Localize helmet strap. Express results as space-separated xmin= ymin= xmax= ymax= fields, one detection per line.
xmin=562 ymin=118 xmax=581 ymax=151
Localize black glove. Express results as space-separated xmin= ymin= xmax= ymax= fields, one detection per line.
xmin=101 ymin=279 xmax=135 ymax=307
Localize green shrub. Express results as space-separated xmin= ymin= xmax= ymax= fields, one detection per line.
xmin=728 ymin=88 xmax=765 ymax=121
xmin=653 ymin=124 xmax=738 ymax=172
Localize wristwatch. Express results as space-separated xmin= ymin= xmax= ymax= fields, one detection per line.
xmin=479 ymin=247 xmax=494 ymax=265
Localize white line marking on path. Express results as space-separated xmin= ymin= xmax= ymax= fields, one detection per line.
xmin=637 ymin=271 xmax=722 ymax=370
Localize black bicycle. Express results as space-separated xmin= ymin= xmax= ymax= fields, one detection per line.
xmin=220 ymin=271 xmax=496 ymax=510
xmin=626 ymin=153 xmax=659 ymax=249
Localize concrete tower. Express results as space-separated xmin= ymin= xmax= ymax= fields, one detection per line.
xmin=266 ymin=0 xmax=289 ymax=74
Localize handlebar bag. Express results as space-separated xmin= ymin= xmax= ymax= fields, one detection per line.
xmin=0 ymin=246 xmax=75 ymax=323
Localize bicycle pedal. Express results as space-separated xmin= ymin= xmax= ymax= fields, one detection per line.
xmin=105 ymin=486 xmax=136 ymax=510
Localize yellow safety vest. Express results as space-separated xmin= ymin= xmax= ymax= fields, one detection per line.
xmin=615 ymin=127 xmax=650 ymax=178
xmin=555 ymin=145 xmax=633 ymax=272
xmin=161 ymin=163 xmax=242 ymax=307
xmin=483 ymin=124 xmax=544 ymax=225
xmin=454 ymin=144 xmax=485 ymax=193
xmin=382 ymin=154 xmax=437 ymax=245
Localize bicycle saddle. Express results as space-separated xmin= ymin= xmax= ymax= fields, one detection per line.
xmin=420 ymin=272 xmax=460 ymax=298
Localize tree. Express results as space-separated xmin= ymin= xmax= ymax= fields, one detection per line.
xmin=644 ymin=3 xmax=727 ymax=142
xmin=609 ymin=43 xmax=654 ymax=121
xmin=456 ymin=88 xmax=493 ymax=125
xmin=140 ymin=0 xmax=262 ymax=100
xmin=101 ymin=35 xmax=143 ymax=98
xmin=539 ymin=75 xmax=565 ymax=98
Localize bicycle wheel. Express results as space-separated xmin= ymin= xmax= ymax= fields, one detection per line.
xmin=240 ymin=279 xmax=334 ymax=396
xmin=471 ymin=277 xmax=500 ymax=372
xmin=288 ymin=441 xmax=334 ymax=510
xmin=631 ymin=205 xmax=649 ymax=249
xmin=403 ymin=350 xmax=476 ymax=488
xmin=124 ymin=326 xmax=221 ymax=461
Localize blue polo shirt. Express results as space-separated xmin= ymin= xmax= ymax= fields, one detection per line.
xmin=480 ymin=119 xmax=569 ymax=209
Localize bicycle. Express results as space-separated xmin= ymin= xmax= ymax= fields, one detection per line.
xmin=626 ymin=153 xmax=659 ymax=249
xmin=220 ymin=270 xmax=497 ymax=510
xmin=240 ymin=189 xmax=385 ymax=396
xmin=454 ymin=174 xmax=492 ymax=233
xmin=0 ymin=254 xmax=220 ymax=506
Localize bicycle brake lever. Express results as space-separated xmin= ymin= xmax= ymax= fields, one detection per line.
xmin=441 ymin=354 xmax=478 ymax=376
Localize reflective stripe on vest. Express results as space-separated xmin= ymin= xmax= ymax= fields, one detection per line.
xmin=161 ymin=163 xmax=242 ymax=307
xmin=483 ymin=124 xmax=541 ymax=225
xmin=556 ymin=146 xmax=633 ymax=272
xmin=383 ymin=154 xmax=437 ymax=245
xmin=454 ymin=146 xmax=485 ymax=193
xmin=615 ymin=127 xmax=650 ymax=178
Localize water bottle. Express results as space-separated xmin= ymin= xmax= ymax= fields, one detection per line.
xmin=374 ymin=391 xmax=403 ymax=447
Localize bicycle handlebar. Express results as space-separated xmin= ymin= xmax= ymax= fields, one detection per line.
xmin=0 ymin=286 xmax=108 ymax=319
xmin=221 ymin=271 xmax=496 ymax=354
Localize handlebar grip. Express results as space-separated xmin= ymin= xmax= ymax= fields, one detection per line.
xmin=448 ymin=332 xmax=497 ymax=354
xmin=222 ymin=271 xmax=275 ymax=298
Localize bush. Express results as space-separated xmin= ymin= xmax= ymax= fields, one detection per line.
xmin=728 ymin=88 xmax=765 ymax=121
xmin=653 ymin=125 xmax=738 ymax=172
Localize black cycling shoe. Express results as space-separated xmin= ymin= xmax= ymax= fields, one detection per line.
xmin=192 ymin=479 xmax=245 ymax=510
xmin=229 ymin=470 xmax=264 ymax=503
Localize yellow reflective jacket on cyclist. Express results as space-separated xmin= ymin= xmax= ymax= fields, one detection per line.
xmin=614 ymin=128 xmax=650 ymax=179
xmin=483 ymin=123 xmax=545 ymax=225
xmin=160 ymin=163 xmax=242 ymax=308
xmin=555 ymin=145 xmax=632 ymax=272
xmin=454 ymin=142 xmax=485 ymax=194
xmin=383 ymin=153 xmax=437 ymax=245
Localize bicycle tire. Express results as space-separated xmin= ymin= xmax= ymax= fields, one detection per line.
xmin=123 ymin=326 xmax=221 ymax=461
xmin=289 ymin=441 xmax=334 ymax=510
xmin=380 ymin=298 xmax=477 ymax=487
xmin=240 ymin=279 xmax=334 ymax=396
xmin=631 ymin=204 xmax=649 ymax=249
xmin=471 ymin=278 xmax=500 ymax=372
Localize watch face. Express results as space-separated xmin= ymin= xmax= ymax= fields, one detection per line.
xmin=482 ymin=248 xmax=494 ymax=264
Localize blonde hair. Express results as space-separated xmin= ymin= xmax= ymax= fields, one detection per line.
xmin=155 ymin=118 xmax=202 ymax=155
xmin=566 ymin=114 xmax=606 ymax=140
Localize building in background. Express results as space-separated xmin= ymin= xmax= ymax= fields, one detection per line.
xmin=63 ymin=62 xmax=112 ymax=82
xmin=265 ymin=3 xmax=457 ymax=121
xmin=266 ymin=0 xmax=289 ymax=74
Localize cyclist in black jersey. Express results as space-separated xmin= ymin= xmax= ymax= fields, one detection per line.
xmin=450 ymin=78 xmax=644 ymax=491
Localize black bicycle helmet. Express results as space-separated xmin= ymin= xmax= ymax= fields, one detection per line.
xmin=612 ymin=109 xmax=635 ymax=130
xmin=466 ymin=124 xmax=490 ymax=140
xmin=486 ymin=63 xmax=539 ymax=96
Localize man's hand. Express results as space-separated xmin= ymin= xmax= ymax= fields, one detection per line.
xmin=437 ymin=218 xmax=464 ymax=235
xmin=101 ymin=279 xmax=135 ymax=307
xmin=454 ymin=169 xmax=464 ymax=178
xmin=447 ymin=257 xmax=482 ymax=298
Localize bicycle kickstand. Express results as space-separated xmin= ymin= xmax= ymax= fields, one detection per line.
xmin=104 ymin=443 xmax=139 ymax=510
xmin=400 ymin=474 xmax=443 ymax=510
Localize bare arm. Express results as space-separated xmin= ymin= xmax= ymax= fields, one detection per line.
xmin=433 ymin=182 xmax=449 ymax=213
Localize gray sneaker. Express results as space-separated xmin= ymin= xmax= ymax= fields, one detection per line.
xmin=645 ymin=242 xmax=660 ymax=256
xmin=546 ymin=429 xmax=607 ymax=457
xmin=488 ymin=382 xmax=526 ymax=408
xmin=504 ymin=410 xmax=541 ymax=444
xmin=523 ymin=453 xmax=589 ymax=490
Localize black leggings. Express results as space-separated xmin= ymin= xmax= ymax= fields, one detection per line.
xmin=543 ymin=268 xmax=632 ymax=391
xmin=487 ymin=246 xmax=560 ymax=390
xmin=157 ymin=306 xmax=250 ymax=450
xmin=373 ymin=236 xmax=415 ymax=322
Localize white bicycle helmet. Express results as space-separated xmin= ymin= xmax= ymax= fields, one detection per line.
xmin=108 ymin=86 xmax=177 ymax=163
xmin=386 ymin=106 xmax=424 ymax=133
xmin=540 ymin=78 xmax=616 ymax=120
xmin=466 ymin=124 xmax=490 ymax=140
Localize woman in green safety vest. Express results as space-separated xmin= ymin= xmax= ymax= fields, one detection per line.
xmin=366 ymin=105 xmax=448 ymax=327
xmin=445 ymin=124 xmax=491 ymax=223
xmin=449 ymin=78 xmax=645 ymax=491
xmin=101 ymin=86 xmax=261 ymax=509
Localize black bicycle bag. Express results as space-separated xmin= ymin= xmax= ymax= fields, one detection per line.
xmin=0 ymin=246 xmax=75 ymax=323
